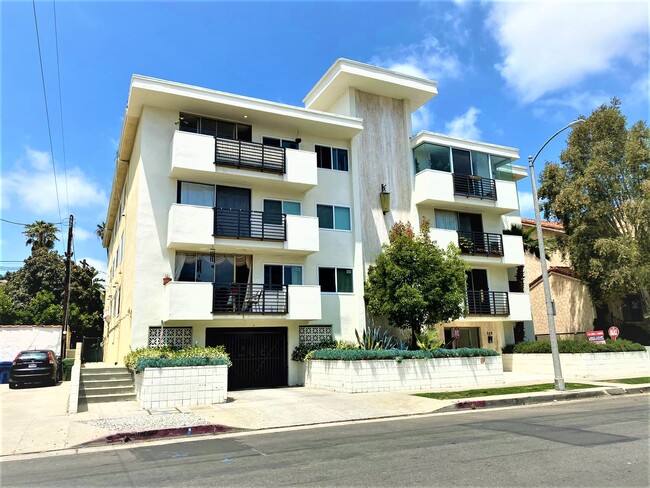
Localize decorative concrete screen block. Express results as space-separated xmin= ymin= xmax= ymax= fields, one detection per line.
xmin=148 ymin=327 xmax=193 ymax=348
xmin=134 ymin=365 xmax=228 ymax=409
xmin=502 ymin=352 xmax=649 ymax=379
xmin=305 ymin=357 xmax=504 ymax=393
xmin=299 ymin=325 xmax=332 ymax=345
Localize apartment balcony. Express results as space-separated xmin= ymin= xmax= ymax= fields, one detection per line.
xmin=464 ymin=291 xmax=531 ymax=322
xmin=167 ymin=204 xmax=319 ymax=254
xmin=430 ymin=229 xmax=525 ymax=266
xmin=170 ymin=130 xmax=317 ymax=191
xmin=163 ymin=282 xmax=321 ymax=321
xmin=414 ymin=170 xmax=519 ymax=214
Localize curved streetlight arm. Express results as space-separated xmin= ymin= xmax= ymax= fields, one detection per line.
xmin=526 ymin=118 xmax=583 ymax=392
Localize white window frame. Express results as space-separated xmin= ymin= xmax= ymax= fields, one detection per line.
xmin=315 ymin=144 xmax=349 ymax=172
xmin=261 ymin=135 xmax=300 ymax=150
xmin=316 ymin=203 xmax=352 ymax=232
xmin=263 ymin=198 xmax=302 ymax=216
xmin=318 ymin=266 xmax=354 ymax=294
xmin=263 ymin=263 xmax=304 ymax=286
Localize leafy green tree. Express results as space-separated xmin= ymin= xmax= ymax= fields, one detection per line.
xmin=0 ymin=288 xmax=19 ymax=324
xmin=24 ymin=291 xmax=63 ymax=325
xmin=23 ymin=221 xmax=60 ymax=252
xmin=539 ymin=99 xmax=650 ymax=311
xmin=365 ymin=219 xmax=469 ymax=348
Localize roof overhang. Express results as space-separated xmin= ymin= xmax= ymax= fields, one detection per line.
xmin=303 ymin=59 xmax=438 ymax=113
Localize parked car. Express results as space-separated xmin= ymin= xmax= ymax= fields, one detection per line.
xmin=9 ymin=350 xmax=61 ymax=389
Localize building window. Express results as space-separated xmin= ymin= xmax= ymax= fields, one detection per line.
xmin=319 ymin=267 xmax=353 ymax=293
xmin=315 ymin=145 xmax=348 ymax=171
xmin=264 ymin=199 xmax=301 ymax=216
xmin=178 ymin=181 xmax=215 ymax=207
xmin=179 ymin=113 xmax=252 ymax=142
xmin=148 ymin=327 xmax=192 ymax=348
xmin=317 ymin=204 xmax=351 ymax=230
xmin=264 ymin=264 xmax=303 ymax=286
xmin=262 ymin=136 xmax=299 ymax=150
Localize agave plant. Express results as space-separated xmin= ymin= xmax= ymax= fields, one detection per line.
xmin=355 ymin=326 xmax=400 ymax=350
xmin=415 ymin=329 xmax=443 ymax=351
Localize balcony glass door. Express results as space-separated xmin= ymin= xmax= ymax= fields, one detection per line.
xmin=452 ymin=149 xmax=471 ymax=175
xmin=216 ymin=186 xmax=251 ymax=237
xmin=466 ymin=269 xmax=491 ymax=314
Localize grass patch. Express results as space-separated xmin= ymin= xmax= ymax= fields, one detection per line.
xmin=415 ymin=383 xmax=597 ymax=400
xmin=601 ymin=377 xmax=650 ymax=384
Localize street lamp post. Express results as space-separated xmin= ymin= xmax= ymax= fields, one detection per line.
xmin=528 ymin=119 xmax=584 ymax=391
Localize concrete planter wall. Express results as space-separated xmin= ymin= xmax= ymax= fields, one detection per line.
xmin=134 ymin=365 xmax=228 ymax=409
xmin=502 ymin=352 xmax=649 ymax=378
xmin=305 ymin=356 xmax=504 ymax=393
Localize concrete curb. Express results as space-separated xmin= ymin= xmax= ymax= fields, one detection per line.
xmin=435 ymin=386 xmax=647 ymax=413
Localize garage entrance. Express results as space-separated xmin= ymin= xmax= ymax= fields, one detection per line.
xmin=205 ymin=327 xmax=287 ymax=390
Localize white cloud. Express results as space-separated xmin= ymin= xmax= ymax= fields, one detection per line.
xmin=0 ymin=146 xmax=107 ymax=217
xmin=486 ymin=1 xmax=648 ymax=103
xmin=74 ymin=227 xmax=94 ymax=242
xmin=411 ymin=105 xmax=433 ymax=134
xmin=444 ymin=107 xmax=481 ymax=140
xmin=518 ymin=190 xmax=535 ymax=218
xmin=371 ymin=36 xmax=462 ymax=81
xmin=79 ymin=257 xmax=107 ymax=277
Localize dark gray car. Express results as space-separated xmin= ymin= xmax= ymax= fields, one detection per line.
xmin=9 ymin=350 xmax=61 ymax=389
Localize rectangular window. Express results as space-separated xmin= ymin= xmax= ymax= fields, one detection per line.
xmin=413 ymin=143 xmax=451 ymax=173
xmin=262 ymin=137 xmax=299 ymax=150
xmin=319 ymin=267 xmax=353 ymax=293
xmin=264 ymin=199 xmax=301 ymax=216
xmin=178 ymin=181 xmax=215 ymax=207
xmin=315 ymin=145 xmax=348 ymax=171
xmin=179 ymin=113 xmax=251 ymax=142
xmin=264 ymin=264 xmax=303 ymax=286
xmin=317 ymin=204 xmax=351 ymax=230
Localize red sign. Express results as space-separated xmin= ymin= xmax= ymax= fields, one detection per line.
xmin=608 ymin=326 xmax=620 ymax=340
xmin=453 ymin=327 xmax=461 ymax=339
xmin=586 ymin=330 xmax=606 ymax=344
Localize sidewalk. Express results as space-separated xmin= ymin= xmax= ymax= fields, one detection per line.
xmin=1 ymin=372 xmax=647 ymax=458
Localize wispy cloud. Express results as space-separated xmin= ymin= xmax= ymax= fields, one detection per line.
xmin=0 ymin=146 xmax=107 ymax=217
xmin=74 ymin=227 xmax=94 ymax=242
xmin=411 ymin=105 xmax=433 ymax=134
xmin=486 ymin=1 xmax=648 ymax=103
xmin=444 ymin=107 xmax=481 ymax=140
xmin=371 ymin=36 xmax=462 ymax=82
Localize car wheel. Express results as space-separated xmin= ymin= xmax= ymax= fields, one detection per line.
xmin=9 ymin=382 xmax=19 ymax=390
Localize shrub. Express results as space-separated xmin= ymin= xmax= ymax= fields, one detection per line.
xmin=305 ymin=347 xmax=497 ymax=361
xmin=415 ymin=329 xmax=443 ymax=350
xmin=124 ymin=345 xmax=230 ymax=373
xmin=291 ymin=339 xmax=336 ymax=362
xmin=511 ymin=339 xmax=645 ymax=354
xmin=335 ymin=340 xmax=359 ymax=350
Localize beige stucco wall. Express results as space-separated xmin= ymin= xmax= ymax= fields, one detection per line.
xmin=530 ymin=274 xmax=595 ymax=336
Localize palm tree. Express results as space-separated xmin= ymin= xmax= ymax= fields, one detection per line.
xmin=23 ymin=221 xmax=59 ymax=252
xmin=96 ymin=222 xmax=106 ymax=240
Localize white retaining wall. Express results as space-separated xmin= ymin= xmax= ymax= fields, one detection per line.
xmin=502 ymin=352 xmax=649 ymax=378
xmin=134 ymin=365 xmax=228 ymax=408
xmin=305 ymin=357 xmax=504 ymax=393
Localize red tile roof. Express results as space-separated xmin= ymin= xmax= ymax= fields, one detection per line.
xmin=529 ymin=266 xmax=576 ymax=288
xmin=521 ymin=218 xmax=564 ymax=231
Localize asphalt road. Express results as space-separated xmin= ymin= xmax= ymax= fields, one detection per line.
xmin=2 ymin=395 xmax=648 ymax=487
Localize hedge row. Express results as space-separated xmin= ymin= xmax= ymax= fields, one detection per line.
xmin=136 ymin=357 xmax=231 ymax=373
xmin=125 ymin=345 xmax=231 ymax=372
xmin=509 ymin=339 xmax=645 ymax=354
xmin=306 ymin=347 xmax=497 ymax=361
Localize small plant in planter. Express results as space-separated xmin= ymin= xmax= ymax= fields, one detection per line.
xmin=163 ymin=274 xmax=172 ymax=285
xmin=458 ymin=236 xmax=474 ymax=253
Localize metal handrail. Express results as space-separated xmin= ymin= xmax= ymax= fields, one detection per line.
xmin=457 ymin=231 xmax=504 ymax=256
xmin=213 ymin=208 xmax=286 ymax=241
xmin=212 ymin=282 xmax=288 ymax=314
xmin=453 ymin=173 xmax=497 ymax=201
xmin=466 ymin=290 xmax=509 ymax=315
xmin=214 ymin=137 xmax=286 ymax=174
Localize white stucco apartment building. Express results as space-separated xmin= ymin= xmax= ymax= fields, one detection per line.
xmin=101 ymin=59 xmax=531 ymax=388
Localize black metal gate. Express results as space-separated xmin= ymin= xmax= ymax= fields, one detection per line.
xmin=82 ymin=336 xmax=103 ymax=363
xmin=205 ymin=327 xmax=287 ymax=390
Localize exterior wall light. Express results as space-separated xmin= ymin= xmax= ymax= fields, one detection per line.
xmin=380 ymin=184 xmax=391 ymax=214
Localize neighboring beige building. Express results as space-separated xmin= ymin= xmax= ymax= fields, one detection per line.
xmin=101 ymin=59 xmax=532 ymax=388
xmin=521 ymin=219 xmax=596 ymax=340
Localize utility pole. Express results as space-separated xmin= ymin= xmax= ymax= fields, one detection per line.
xmin=60 ymin=215 xmax=73 ymax=360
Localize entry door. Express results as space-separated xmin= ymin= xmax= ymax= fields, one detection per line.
xmin=215 ymin=186 xmax=251 ymax=237
xmin=205 ymin=328 xmax=288 ymax=390
xmin=466 ymin=269 xmax=490 ymax=314
xmin=458 ymin=213 xmax=484 ymax=250
xmin=452 ymin=149 xmax=472 ymax=175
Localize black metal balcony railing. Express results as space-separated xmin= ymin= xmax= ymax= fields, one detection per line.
xmin=453 ymin=174 xmax=497 ymax=201
xmin=214 ymin=137 xmax=286 ymax=174
xmin=466 ymin=290 xmax=509 ymax=316
xmin=457 ymin=231 xmax=504 ymax=257
xmin=213 ymin=208 xmax=286 ymax=241
xmin=212 ymin=283 xmax=288 ymax=314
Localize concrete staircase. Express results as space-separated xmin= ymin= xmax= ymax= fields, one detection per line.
xmin=79 ymin=366 xmax=136 ymax=403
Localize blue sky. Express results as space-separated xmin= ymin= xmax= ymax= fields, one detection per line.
xmin=1 ymin=0 xmax=648 ymax=276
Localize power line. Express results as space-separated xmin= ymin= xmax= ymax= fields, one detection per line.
xmin=0 ymin=217 xmax=66 ymax=227
xmin=52 ymin=0 xmax=70 ymax=217
xmin=31 ymin=0 xmax=63 ymax=230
